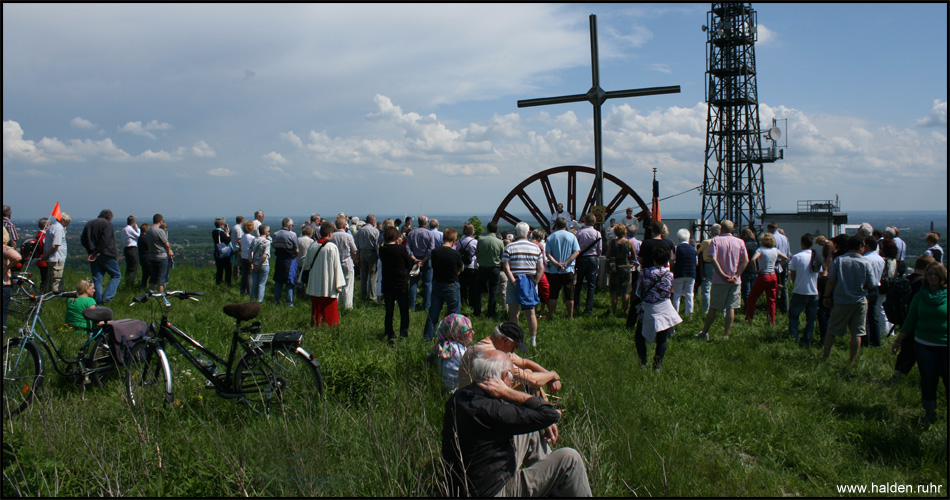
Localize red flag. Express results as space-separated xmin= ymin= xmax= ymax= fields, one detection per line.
xmin=50 ymin=201 xmax=62 ymax=222
xmin=651 ymin=173 xmax=661 ymax=221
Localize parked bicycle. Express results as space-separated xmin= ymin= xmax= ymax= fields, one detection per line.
xmin=6 ymin=273 xmax=38 ymax=323
xmin=126 ymin=290 xmax=323 ymax=416
xmin=2 ymin=289 xmax=140 ymax=417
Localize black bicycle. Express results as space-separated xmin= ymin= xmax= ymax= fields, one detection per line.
xmin=2 ymin=288 xmax=132 ymax=417
xmin=126 ymin=290 xmax=323 ymax=416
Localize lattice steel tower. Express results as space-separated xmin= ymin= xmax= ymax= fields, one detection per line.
xmin=701 ymin=3 xmax=782 ymax=235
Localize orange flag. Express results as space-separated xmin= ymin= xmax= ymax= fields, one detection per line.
xmin=50 ymin=201 xmax=62 ymax=222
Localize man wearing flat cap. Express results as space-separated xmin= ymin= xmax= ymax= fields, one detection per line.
xmin=456 ymin=322 xmax=561 ymax=392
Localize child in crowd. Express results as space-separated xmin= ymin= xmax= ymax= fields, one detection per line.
xmin=65 ymin=278 xmax=98 ymax=332
xmin=636 ymin=245 xmax=682 ymax=370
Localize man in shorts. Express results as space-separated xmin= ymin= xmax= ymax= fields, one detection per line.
xmin=502 ymin=222 xmax=544 ymax=346
xmin=696 ymin=220 xmax=748 ymax=341
xmin=544 ymin=217 xmax=580 ymax=320
xmin=821 ymin=235 xmax=876 ymax=368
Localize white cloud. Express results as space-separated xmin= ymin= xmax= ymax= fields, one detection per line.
xmin=2 ymin=120 xmax=207 ymax=168
xmin=208 ymin=168 xmax=235 ymax=176
xmin=916 ymin=99 xmax=947 ymax=128
xmin=3 ymin=120 xmax=48 ymax=163
xmin=4 ymin=120 xmax=135 ymax=163
xmin=192 ymin=140 xmax=216 ymax=158
xmin=117 ymin=120 xmax=174 ymax=139
xmin=262 ymin=151 xmax=287 ymax=164
xmin=433 ymin=163 xmax=501 ymax=176
xmin=70 ymin=117 xmax=96 ymax=129
xmin=756 ymin=24 xmax=777 ymax=45
xmin=136 ymin=148 xmax=183 ymax=161
xmin=281 ymin=131 xmax=303 ymax=149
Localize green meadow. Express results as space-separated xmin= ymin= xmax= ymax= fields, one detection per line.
xmin=3 ymin=265 xmax=947 ymax=496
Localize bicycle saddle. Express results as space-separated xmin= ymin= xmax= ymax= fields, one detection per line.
xmin=223 ymin=302 xmax=262 ymax=322
xmin=82 ymin=306 xmax=114 ymax=323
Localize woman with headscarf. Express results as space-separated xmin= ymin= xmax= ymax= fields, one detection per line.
xmin=427 ymin=313 xmax=474 ymax=392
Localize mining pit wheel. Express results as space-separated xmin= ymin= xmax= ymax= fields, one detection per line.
xmin=491 ymin=165 xmax=650 ymax=233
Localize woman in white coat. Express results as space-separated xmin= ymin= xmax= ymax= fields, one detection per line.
xmin=302 ymin=222 xmax=346 ymax=327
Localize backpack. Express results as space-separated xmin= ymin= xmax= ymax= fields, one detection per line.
xmin=20 ymin=238 xmax=39 ymax=260
xmin=808 ymin=248 xmax=823 ymax=273
xmin=930 ymin=247 xmax=943 ymax=264
xmin=882 ymin=275 xmax=913 ymax=326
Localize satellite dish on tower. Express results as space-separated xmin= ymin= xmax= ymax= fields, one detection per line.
xmin=767 ymin=125 xmax=781 ymax=141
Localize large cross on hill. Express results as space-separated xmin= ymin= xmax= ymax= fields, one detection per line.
xmin=518 ymin=14 xmax=680 ymax=211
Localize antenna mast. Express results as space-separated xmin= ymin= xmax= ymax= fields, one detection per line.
xmin=700 ymin=3 xmax=782 ymax=235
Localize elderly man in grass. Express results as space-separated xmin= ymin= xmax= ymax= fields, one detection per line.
xmin=442 ymin=349 xmax=591 ymax=497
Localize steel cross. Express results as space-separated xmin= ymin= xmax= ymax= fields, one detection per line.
xmin=518 ymin=14 xmax=680 ymax=211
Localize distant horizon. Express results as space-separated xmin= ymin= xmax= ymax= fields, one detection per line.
xmin=11 ymin=208 xmax=948 ymax=225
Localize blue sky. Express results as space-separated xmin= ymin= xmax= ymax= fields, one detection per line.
xmin=3 ymin=3 xmax=947 ymax=221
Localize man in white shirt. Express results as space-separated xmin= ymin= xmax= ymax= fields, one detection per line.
xmin=429 ymin=219 xmax=444 ymax=247
xmin=122 ymin=215 xmax=140 ymax=289
xmin=622 ymin=207 xmax=638 ymax=232
xmin=862 ymin=236 xmax=886 ymax=348
xmin=251 ymin=210 xmax=264 ymax=237
xmin=41 ymin=213 xmax=72 ymax=293
xmin=788 ymin=233 xmax=821 ymax=346
xmin=885 ymin=226 xmax=908 ymax=261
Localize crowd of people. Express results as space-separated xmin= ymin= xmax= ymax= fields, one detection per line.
xmin=3 ymin=202 xmax=948 ymax=494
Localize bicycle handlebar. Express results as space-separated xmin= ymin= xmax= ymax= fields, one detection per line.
xmin=130 ymin=290 xmax=204 ymax=306
xmin=14 ymin=274 xmax=36 ymax=287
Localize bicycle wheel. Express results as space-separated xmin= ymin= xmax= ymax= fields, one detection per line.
xmin=87 ymin=334 xmax=118 ymax=387
xmin=2 ymin=338 xmax=44 ymax=418
xmin=233 ymin=344 xmax=322 ymax=416
xmin=125 ymin=341 xmax=174 ymax=410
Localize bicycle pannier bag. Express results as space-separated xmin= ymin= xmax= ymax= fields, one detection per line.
xmin=107 ymin=318 xmax=149 ymax=365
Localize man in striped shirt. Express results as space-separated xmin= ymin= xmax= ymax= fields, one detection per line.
xmin=502 ymin=222 xmax=544 ymax=346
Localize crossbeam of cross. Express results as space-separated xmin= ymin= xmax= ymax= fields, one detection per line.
xmin=518 ymin=14 xmax=680 ymax=212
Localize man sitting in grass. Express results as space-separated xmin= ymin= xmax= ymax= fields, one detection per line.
xmin=456 ymin=322 xmax=561 ymax=393
xmin=822 ymin=234 xmax=876 ymax=368
xmin=442 ymin=349 xmax=591 ymax=497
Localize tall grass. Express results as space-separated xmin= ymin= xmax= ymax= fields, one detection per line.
xmin=3 ymin=265 xmax=947 ymax=496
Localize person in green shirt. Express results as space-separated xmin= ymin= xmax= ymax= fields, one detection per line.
xmin=65 ymin=278 xmax=98 ymax=332
xmin=893 ymin=262 xmax=948 ymax=425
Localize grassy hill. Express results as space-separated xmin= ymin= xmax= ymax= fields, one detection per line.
xmin=3 ymin=264 xmax=946 ymax=496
